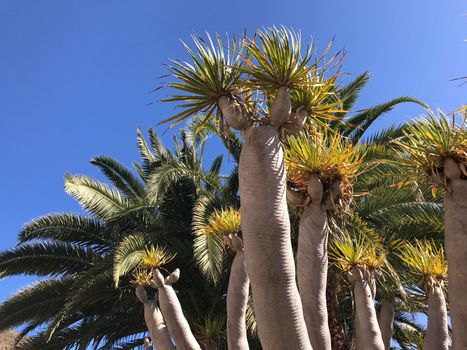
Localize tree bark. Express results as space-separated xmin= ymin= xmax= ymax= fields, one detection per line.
xmin=424 ymin=284 xmax=449 ymax=350
xmin=377 ymin=301 xmax=394 ymax=350
xmin=239 ymin=125 xmax=311 ymax=350
xmin=227 ymin=236 xmax=250 ymax=350
xmin=152 ymin=269 xmax=201 ymax=350
xmin=443 ymin=158 xmax=467 ymax=350
xmin=297 ymin=198 xmax=331 ymax=350
xmin=135 ymin=286 xmax=175 ymax=350
xmin=350 ymin=266 xmax=384 ymax=350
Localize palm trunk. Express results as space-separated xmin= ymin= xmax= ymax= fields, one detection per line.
xmin=350 ymin=266 xmax=384 ymax=350
xmin=377 ymin=301 xmax=394 ymax=350
xmin=227 ymin=236 xmax=250 ymax=350
xmin=239 ymin=125 xmax=311 ymax=350
xmin=297 ymin=201 xmax=331 ymax=350
xmin=424 ymin=284 xmax=449 ymax=350
xmin=152 ymin=269 xmax=201 ymax=350
xmin=136 ymin=286 xmax=175 ymax=350
xmin=444 ymin=158 xmax=467 ymax=350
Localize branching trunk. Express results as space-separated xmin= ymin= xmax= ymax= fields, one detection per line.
xmin=297 ymin=182 xmax=331 ymax=350
xmin=152 ymin=269 xmax=201 ymax=350
xmin=227 ymin=235 xmax=250 ymax=350
xmin=135 ymin=286 xmax=175 ymax=350
xmin=377 ymin=301 xmax=394 ymax=350
xmin=424 ymin=284 xmax=449 ymax=350
xmin=350 ymin=266 xmax=384 ymax=350
xmin=444 ymin=158 xmax=467 ymax=350
xmin=239 ymin=125 xmax=311 ymax=350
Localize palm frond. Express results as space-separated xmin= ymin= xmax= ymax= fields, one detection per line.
xmin=113 ymin=234 xmax=149 ymax=286
xmin=0 ymin=279 xmax=72 ymax=330
xmin=0 ymin=242 xmax=98 ymax=278
xmin=192 ymin=198 xmax=239 ymax=282
xmin=343 ymin=96 xmax=426 ymax=141
xmin=337 ymin=71 xmax=371 ymax=112
xmin=91 ymin=156 xmax=146 ymax=199
xmin=18 ymin=213 xmax=110 ymax=248
xmin=136 ymin=127 xmax=157 ymax=178
xmin=64 ymin=174 xmax=129 ymax=221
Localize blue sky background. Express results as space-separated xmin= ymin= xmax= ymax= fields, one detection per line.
xmin=0 ymin=0 xmax=465 ymax=325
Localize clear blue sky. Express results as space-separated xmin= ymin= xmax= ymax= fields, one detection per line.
xmin=0 ymin=0 xmax=465 ymax=305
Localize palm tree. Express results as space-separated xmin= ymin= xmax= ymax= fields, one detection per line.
xmin=0 ymin=125 xmax=230 ymax=349
xmin=394 ymin=110 xmax=467 ymax=349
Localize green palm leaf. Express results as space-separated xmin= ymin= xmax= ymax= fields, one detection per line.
xmin=18 ymin=213 xmax=111 ymax=248
xmin=0 ymin=279 xmax=72 ymax=330
xmin=64 ymin=174 xmax=129 ymax=221
xmin=113 ymin=234 xmax=148 ymax=287
xmin=91 ymin=156 xmax=146 ymax=199
xmin=0 ymin=242 xmax=99 ymax=278
xmin=343 ymin=96 xmax=427 ymax=141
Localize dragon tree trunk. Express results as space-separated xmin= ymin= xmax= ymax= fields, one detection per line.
xmin=152 ymin=269 xmax=201 ymax=350
xmin=377 ymin=301 xmax=394 ymax=350
xmin=443 ymin=158 xmax=467 ymax=350
xmin=239 ymin=125 xmax=311 ymax=349
xmin=135 ymin=286 xmax=175 ymax=350
xmin=424 ymin=283 xmax=449 ymax=350
xmin=221 ymin=88 xmax=311 ymax=349
xmin=350 ymin=266 xmax=384 ymax=350
xmin=297 ymin=175 xmax=331 ymax=350
xmin=227 ymin=235 xmax=250 ymax=350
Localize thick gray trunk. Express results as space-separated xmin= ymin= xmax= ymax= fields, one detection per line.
xmin=350 ymin=267 xmax=384 ymax=350
xmin=227 ymin=237 xmax=250 ymax=350
xmin=136 ymin=286 xmax=174 ymax=350
xmin=152 ymin=269 xmax=201 ymax=350
xmin=424 ymin=284 xmax=449 ymax=350
xmin=239 ymin=125 xmax=311 ymax=350
xmin=218 ymin=97 xmax=253 ymax=130
xmin=377 ymin=301 xmax=394 ymax=350
xmin=443 ymin=158 xmax=467 ymax=350
xmin=297 ymin=203 xmax=331 ymax=350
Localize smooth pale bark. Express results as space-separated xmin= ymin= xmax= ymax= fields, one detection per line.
xmin=239 ymin=125 xmax=311 ymax=350
xmin=227 ymin=235 xmax=250 ymax=350
xmin=350 ymin=266 xmax=384 ymax=350
xmin=297 ymin=175 xmax=331 ymax=350
xmin=270 ymin=86 xmax=291 ymax=127
xmin=218 ymin=96 xmax=253 ymax=130
xmin=443 ymin=158 xmax=467 ymax=350
xmin=377 ymin=301 xmax=394 ymax=350
xmin=151 ymin=269 xmax=201 ymax=350
xmin=424 ymin=284 xmax=449 ymax=350
xmin=136 ymin=286 xmax=175 ymax=350
xmin=282 ymin=110 xmax=308 ymax=136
